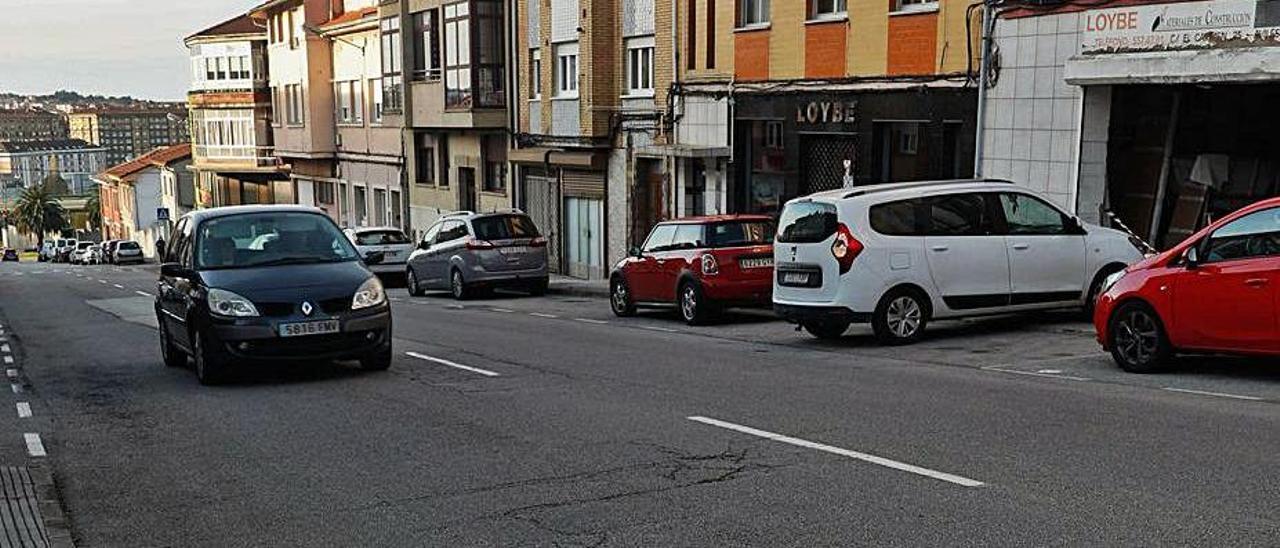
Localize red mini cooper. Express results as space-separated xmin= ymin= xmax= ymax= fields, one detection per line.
xmin=1095 ymin=197 xmax=1280 ymax=372
xmin=610 ymin=215 xmax=775 ymax=324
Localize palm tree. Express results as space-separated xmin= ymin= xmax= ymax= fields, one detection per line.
xmin=13 ymin=185 xmax=68 ymax=248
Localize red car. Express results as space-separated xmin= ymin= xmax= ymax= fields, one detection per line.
xmin=610 ymin=215 xmax=775 ymax=324
xmin=1095 ymin=197 xmax=1280 ymax=372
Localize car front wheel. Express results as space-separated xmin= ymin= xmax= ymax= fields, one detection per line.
xmin=406 ymin=267 xmax=424 ymax=297
xmin=158 ymin=319 xmax=186 ymax=368
xmin=610 ymin=277 xmax=636 ymax=317
xmin=193 ymin=329 xmax=231 ymax=385
xmin=1108 ymin=302 xmax=1172 ymax=373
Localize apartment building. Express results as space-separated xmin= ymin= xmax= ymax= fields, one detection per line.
xmin=68 ymin=107 xmax=190 ymax=165
xmin=383 ymin=0 xmax=512 ymax=237
xmin=0 ymin=139 xmax=108 ymax=199
xmin=666 ymin=0 xmax=981 ymax=217
xmin=513 ymin=0 xmax=667 ymax=279
xmin=0 ymin=109 xmax=68 ymax=142
xmin=185 ymin=14 xmax=291 ymax=209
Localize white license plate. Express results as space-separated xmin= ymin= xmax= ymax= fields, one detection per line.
xmin=499 ymin=246 xmax=529 ymax=255
xmin=278 ymin=319 xmax=340 ymax=337
xmin=740 ymin=257 xmax=774 ymax=269
xmin=783 ymin=272 xmax=810 ymax=284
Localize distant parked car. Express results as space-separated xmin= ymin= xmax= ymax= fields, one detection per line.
xmin=70 ymin=242 xmax=95 ymax=265
xmin=610 ymin=215 xmax=776 ymax=325
xmin=405 ymin=211 xmax=549 ymax=299
xmin=101 ymin=240 xmax=120 ymax=264
xmin=344 ymin=227 xmax=414 ymax=276
xmin=55 ymin=239 xmax=78 ymax=263
xmin=772 ymin=179 xmax=1145 ymax=344
xmin=38 ymin=241 xmax=55 ymax=262
xmin=1095 ymin=196 xmax=1280 ymax=373
xmin=113 ymin=240 xmax=144 ymax=265
xmin=2 ymin=249 xmax=17 ymax=262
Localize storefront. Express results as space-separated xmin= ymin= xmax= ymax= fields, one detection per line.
xmin=731 ymin=86 xmax=977 ymax=216
xmin=981 ymin=0 xmax=1280 ymax=249
xmin=510 ymin=147 xmax=609 ymax=279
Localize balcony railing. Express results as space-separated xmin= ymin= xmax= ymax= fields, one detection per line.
xmin=193 ymin=144 xmax=280 ymax=168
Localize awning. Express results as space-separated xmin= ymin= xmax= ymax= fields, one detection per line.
xmin=634 ymin=144 xmax=731 ymax=159
xmin=1064 ymin=48 xmax=1280 ymax=86
xmin=508 ymin=147 xmax=607 ymax=169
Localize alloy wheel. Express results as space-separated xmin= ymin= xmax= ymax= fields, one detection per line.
xmin=451 ymin=271 xmax=465 ymax=299
xmin=886 ymin=296 xmax=922 ymax=339
xmin=680 ymin=286 xmax=698 ymax=321
xmin=406 ymin=269 xmax=418 ymax=295
xmin=1115 ymin=309 xmax=1160 ymax=366
xmin=612 ymin=282 xmax=629 ymax=312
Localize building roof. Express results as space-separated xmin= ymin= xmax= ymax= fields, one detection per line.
xmin=320 ymin=6 xmax=378 ymax=30
xmin=0 ymin=139 xmax=100 ymax=154
xmin=99 ymin=144 xmax=192 ymax=181
xmin=186 ymin=14 xmax=264 ymax=42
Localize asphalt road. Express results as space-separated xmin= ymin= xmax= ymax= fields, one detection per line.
xmin=2 ymin=260 xmax=1280 ymax=546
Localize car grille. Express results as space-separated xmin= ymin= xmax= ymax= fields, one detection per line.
xmin=232 ymin=330 xmax=384 ymax=359
xmin=257 ymin=302 xmax=295 ymax=317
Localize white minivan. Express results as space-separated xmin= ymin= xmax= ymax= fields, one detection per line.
xmin=773 ymin=179 xmax=1145 ymax=344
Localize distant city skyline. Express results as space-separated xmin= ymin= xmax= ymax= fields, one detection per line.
xmin=0 ymin=0 xmax=263 ymax=101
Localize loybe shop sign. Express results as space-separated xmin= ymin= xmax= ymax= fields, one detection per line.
xmin=795 ymin=101 xmax=858 ymax=125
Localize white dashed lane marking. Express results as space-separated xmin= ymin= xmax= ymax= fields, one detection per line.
xmin=530 ymin=313 xmax=559 ymax=319
xmin=23 ymin=433 xmax=45 ymax=457
xmin=3 ymin=356 xmax=12 ymax=365
xmin=405 ymin=351 xmax=500 ymax=377
xmin=11 ymin=384 xmax=21 ymax=394
xmin=573 ymin=318 xmax=608 ymax=325
xmin=5 ymin=369 xmax=15 ymax=379
xmin=640 ymin=325 xmax=680 ymax=333
xmin=113 ymin=284 xmax=124 ymax=289
xmin=1163 ymin=387 xmax=1263 ymax=401
xmin=135 ymin=291 xmax=152 ymax=297
xmin=16 ymin=402 xmax=30 ymax=419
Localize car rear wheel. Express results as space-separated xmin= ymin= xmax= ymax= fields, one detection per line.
xmin=450 ymin=269 xmax=470 ymax=300
xmin=193 ymin=329 xmax=231 ymax=386
xmin=610 ymin=277 xmax=636 ymax=317
xmin=158 ymin=320 xmax=186 ymax=368
xmin=803 ymin=320 xmax=850 ymax=340
xmin=406 ymin=267 xmax=424 ymax=297
xmin=872 ymin=289 xmax=929 ymax=345
xmin=678 ymin=281 xmax=713 ymax=325
xmin=1108 ymin=302 xmax=1172 ymax=373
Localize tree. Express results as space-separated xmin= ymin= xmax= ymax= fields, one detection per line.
xmin=13 ymin=185 xmax=68 ymax=248
xmin=85 ymin=187 xmax=102 ymax=232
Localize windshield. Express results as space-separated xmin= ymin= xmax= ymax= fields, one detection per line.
xmin=119 ymin=241 xmax=140 ymax=250
xmin=353 ymin=230 xmax=410 ymax=246
xmin=76 ymin=242 xmax=92 ymax=250
xmin=707 ymin=221 xmax=775 ymax=248
xmin=195 ymin=212 xmax=360 ymax=270
xmin=777 ymin=202 xmax=838 ymax=243
xmin=471 ymin=215 xmax=540 ymax=241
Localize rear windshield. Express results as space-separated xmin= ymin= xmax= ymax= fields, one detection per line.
xmin=195 ymin=212 xmax=359 ymax=270
xmin=472 ymin=215 xmax=540 ymax=240
xmin=777 ymin=202 xmax=838 ymax=243
xmin=77 ymin=242 xmax=93 ymax=250
xmin=707 ymin=221 xmax=775 ymax=248
xmin=119 ymin=241 xmax=140 ymax=250
xmin=354 ymin=230 xmax=410 ymax=246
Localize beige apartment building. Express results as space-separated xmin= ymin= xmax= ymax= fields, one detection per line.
xmin=68 ymin=107 xmax=190 ymax=165
xmin=0 ymin=108 xmax=68 ymax=142
xmin=513 ymin=0 xmax=669 ymax=279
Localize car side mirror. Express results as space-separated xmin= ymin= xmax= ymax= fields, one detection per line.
xmin=629 ymin=246 xmax=644 ymax=258
xmin=364 ymin=251 xmax=385 ymax=265
xmin=1183 ymin=246 xmax=1200 ymax=268
xmin=1066 ymin=217 xmax=1086 ymax=235
xmin=160 ymin=262 xmax=188 ymax=278
xmin=418 ymin=240 xmax=431 ymax=250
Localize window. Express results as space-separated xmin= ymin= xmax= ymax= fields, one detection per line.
xmin=778 ymin=202 xmax=838 ymax=243
xmin=483 ymin=136 xmax=506 ymax=193
xmin=390 ymin=190 xmax=402 ymax=228
xmin=555 ymin=43 xmax=579 ymax=98
xmin=738 ymin=0 xmax=769 ymax=26
xmin=895 ymin=0 xmax=938 ymax=12
xmin=707 ymin=221 xmax=774 ymax=247
xmin=415 ymin=136 xmax=435 ymax=185
xmin=285 ymin=84 xmax=304 ymax=125
xmin=926 ymin=193 xmax=993 ymax=236
xmin=373 ymin=188 xmax=387 ymax=226
xmin=315 ymin=181 xmax=335 ymax=205
xmin=811 ymin=0 xmax=847 ymax=18
xmin=437 ymin=221 xmax=469 ymax=243
xmin=626 ymin=38 xmax=654 ymax=95
xmin=1204 ymin=207 xmax=1280 ymax=262
xmin=707 ymin=0 xmax=717 ymax=68
xmin=354 ymin=186 xmax=368 ymax=226
xmin=215 ymin=57 xmax=227 ymax=80
xmin=369 ymin=78 xmax=384 ymax=123
xmin=472 ymin=215 xmax=540 ymax=240
xmin=899 ymin=124 xmax=919 ymax=155
xmin=1000 ymin=193 xmax=1068 ymax=235
xmin=270 ymin=86 xmax=281 ymax=126
xmin=412 ymin=9 xmax=442 ymax=80
xmin=687 ymin=0 xmax=697 ymax=70
xmin=444 ymin=2 xmax=473 ymax=108
xmin=334 ymin=80 xmax=364 ymax=125
xmin=380 ymin=17 xmax=404 ymax=113
xmin=870 ymin=199 xmax=923 ymax=236
xmin=530 ymin=49 xmax=542 ymax=99
xmin=765 ymin=121 xmax=784 ymax=149
xmin=473 ymin=0 xmax=506 ymax=108
xmin=643 ymin=224 xmax=678 ymax=252
xmin=194 ymin=212 xmax=358 ymax=270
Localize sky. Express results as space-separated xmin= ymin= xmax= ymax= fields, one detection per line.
xmin=0 ymin=0 xmax=263 ymax=101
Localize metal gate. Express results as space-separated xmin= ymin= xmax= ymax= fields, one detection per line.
xmin=521 ymin=172 xmax=561 ymax=274
xmin=800 ymin=135 xmax=859 ymax=194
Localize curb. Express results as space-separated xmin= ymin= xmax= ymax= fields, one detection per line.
xmin=546 ymin=284 xmax=609 ymax=299
xmin=29 ymin=463 xmax=74 ymax=548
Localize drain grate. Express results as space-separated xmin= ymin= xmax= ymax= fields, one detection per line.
xmin=0 ymin=466 xmax=48 ymax=547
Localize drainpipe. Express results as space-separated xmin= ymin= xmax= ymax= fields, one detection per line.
xmin=973 ymin=0 xmax=994 ymax=177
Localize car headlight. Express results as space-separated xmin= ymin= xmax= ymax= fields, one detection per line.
xmin=1100 ymin=270 xmax=1126 ymax=295
xmin=352 ymin=277 xmax=386 ymax=310
xmin=207 ymin=288 xmax=260 ymax=317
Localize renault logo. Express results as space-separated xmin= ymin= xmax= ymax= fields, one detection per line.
xmin=301 ymin=301 xmax=314 ymax=316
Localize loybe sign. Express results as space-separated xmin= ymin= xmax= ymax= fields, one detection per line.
xmin=1081 ymin=0 xmax=1280 ymax=54
xmin=794 ymin=101 xmax=858 ymax=125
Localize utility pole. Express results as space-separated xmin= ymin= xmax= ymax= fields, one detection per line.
xmin=973 ymin=0 xmax=995 ymax=177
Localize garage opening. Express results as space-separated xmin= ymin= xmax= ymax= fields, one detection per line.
xmin=1105 ymin=83 xmax=1280 ymax=249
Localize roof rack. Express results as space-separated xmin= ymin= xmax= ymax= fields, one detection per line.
xmin=442 ymin=210 xmax=475 ymax=218
xmin=841 ymin=178 xmax=1012 ymax=199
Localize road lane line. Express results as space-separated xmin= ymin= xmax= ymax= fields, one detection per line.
xmin=16 ymin=403 xmax=30 ymax=419
xmin=1162 ymin=387 xmax=1263 ymax=401
xmin=640 ymin=325 xmax=679 ymax=333
xmin=573 ymin=318 xmax=609 ymax=324
xmin=113 ymin=284 xmax=124 ymax=289
xmin=10 ymin=384 xmax=19 ymax=394
xmin=688 ymin=416 xmax=984 ymax=487
xmin=530 ymin=312 xmax=559 ymax=319
xmin=23 ymin=433 xmax=45 ymax=457
xmin=489 ymin=307 xmax=515 ymax=313
xmin=3 ymin=356 xmax=12 ymax=365
xmin=5 ymin=369 xmax=15 ymax=378
xmin=981 ymin=365 xmax=1091 ymax=382
xmin=405 ymin=351 xmax=500 ymax=377
xmin=135 ymin=291 xmax=152 ymax=297
xmin=1 ymin=344 xmax=9 ymax=353
xmin=98 ymin=279 xmax=107 ymax=284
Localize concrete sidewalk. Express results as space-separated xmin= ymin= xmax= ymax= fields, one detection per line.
xmin=547 ymin=275 xmax=609 ymax=299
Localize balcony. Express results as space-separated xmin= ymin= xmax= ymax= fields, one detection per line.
xmin=192 ymin=144 xmax=284 ymax=172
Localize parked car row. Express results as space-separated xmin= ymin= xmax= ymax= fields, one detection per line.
xmin=38 ymin=238 xmax=147 ymax=265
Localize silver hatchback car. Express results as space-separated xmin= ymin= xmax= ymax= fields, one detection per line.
xmin=406 ymin=211 xmax=549 ymax=299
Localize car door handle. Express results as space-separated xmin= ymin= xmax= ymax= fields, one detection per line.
xmin=1246 ymin=278 xmax=1269 ymax=287
xmin=930 ymin=245 xmax=949 ymax=252
xmin=656 ymin=259 xmax=666 ymax=265
xmin=1011 ymin=243 xmax=1030 ymax=250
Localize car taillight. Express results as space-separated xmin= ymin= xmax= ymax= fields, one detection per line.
xmin=530 ymin=236 xmax=548 ymax=247
xmin=701 ymin=253 xmax=719 ymax=275
xmin=466 ymin=238 xmax=495 ymax=250
xmin=830 ymin=223 xmax=862 ymax=275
